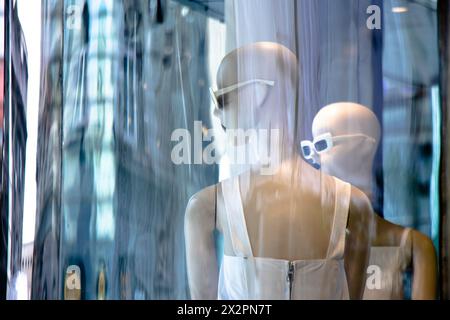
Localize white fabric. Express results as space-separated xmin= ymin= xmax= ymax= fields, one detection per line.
xmin=218 ymin=175 xmax=352 ymax=300
xmin=363 ymin=228 xmax=412 ymax=300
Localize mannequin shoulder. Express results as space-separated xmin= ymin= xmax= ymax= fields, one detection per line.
xmin=411 ymin=229 xmax=436 ymax=257
xmin=185 ymin=184 xmax=216 ymax=219
xmin=348 ymin=186 xmax=375 ymax=231
xmin=371 ymin=216 xmax=412 ymax=246
xmin=371 ymin=215 xmax=435 ymax=252
xmin=349 ymin=186 xmax=374 ymax=218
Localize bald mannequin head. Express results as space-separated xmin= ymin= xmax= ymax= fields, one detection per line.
xmin=312 ymin=102 xmax=381 ymax=199
xmin=213 ymin=42 xmax=298 ymax=136
xmin=312 ymin=102 xmax=381 ymax=141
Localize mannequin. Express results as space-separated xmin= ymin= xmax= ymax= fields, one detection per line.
xmin=184 ymin=42 xmax=375 ymax=300
xmin=308 ymin=102 xmax=437 ymax=300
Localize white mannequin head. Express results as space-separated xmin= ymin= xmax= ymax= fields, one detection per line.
xmin=309 ymin=102 xmax=381 ymax=199
xmin=211 ymin=42 xmax=298 ymax=174
xmin=212 ymin=42 xmax=298 ymax=141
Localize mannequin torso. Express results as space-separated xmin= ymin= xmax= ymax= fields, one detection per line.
xmin=184 ymin=43 xmax=375 ymax=300
xmin=217 ymin=158 xmax=343 ymax=260
xmin=186 ymin=156 xmax=374 ymax=299
xmin=310 ymin=102 xmax=437 ymax=300
xmin=368 ymin=215 xmax=436 ymax=299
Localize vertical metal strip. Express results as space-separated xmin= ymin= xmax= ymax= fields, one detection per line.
xmin=438 ymin=0 xmax=450 ymax=300
xmin=0 ymin=0 xmax=10 ymax=300
xmin=371 ymin=0 xmax=384 ymax=218
xmin=6 ymin=0 xmax=12 ymax=296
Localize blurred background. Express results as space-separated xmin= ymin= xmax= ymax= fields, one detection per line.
xmin=0 ymin=0 xmax=447 ymax=299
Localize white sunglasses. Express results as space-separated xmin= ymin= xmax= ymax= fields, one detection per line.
xmin=301 ymin=132 xmax=376 ymax=160
xmin=209 ymin=79 xmax=275 ymax=110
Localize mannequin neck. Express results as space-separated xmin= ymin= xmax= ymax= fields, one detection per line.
xmin=223 ymin=124 xmax=296 ymax=176
xmin=322 ymin=158 xmax=374 ymax=201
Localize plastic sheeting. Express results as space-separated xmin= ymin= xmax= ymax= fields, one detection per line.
xmin=29 ymin=0 xmax=440 ymax=300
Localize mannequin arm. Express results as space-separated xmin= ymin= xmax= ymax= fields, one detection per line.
xmin=184 ymin=186 xmax=219 ymax=299
xmin=411 ymin=230 xmax=437 ymax=300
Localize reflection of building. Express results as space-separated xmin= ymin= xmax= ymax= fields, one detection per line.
xmin=381 ymin=2 xmax=439 ymax=243
xmin=9 ymin=1 xmax=28 ymax=281
xmin=20 ymin=242 xmax=33 ymax=299
xmin=31 ymin=0 xmax=63 ymax=300
xmin=33 ymin=0 xmax=218 ymax=299
xmin=31 ymin=0 xmax=440 ymax=300
xmin=1 ymin=1 xmax=28 ymax=299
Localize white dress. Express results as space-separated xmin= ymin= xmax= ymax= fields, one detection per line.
xmin=218 ymin=175 xmax=352 ymax=300
xmin=363 ymin=228 xmax=412 ymax=300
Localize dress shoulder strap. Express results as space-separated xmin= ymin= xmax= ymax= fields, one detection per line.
xmin=400 ymin=227 xmax=412 ymax=247
xmin=221 ymin=175 xmax=254 ymax=258
xmin=400 ymin=228 xmax=413 ymax=269
xmin=326 ymin=177 xmax=351 ymax=260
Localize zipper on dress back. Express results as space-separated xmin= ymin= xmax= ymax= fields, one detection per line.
xmin=287 ymin=261 xmax=295 ymax=299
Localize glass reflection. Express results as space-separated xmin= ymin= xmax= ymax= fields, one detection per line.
xmin=27 ymin=0 xmax=442 ymax=300
xmin=34 ymin=0 xmax=220 ymax=299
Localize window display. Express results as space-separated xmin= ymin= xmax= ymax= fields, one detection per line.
xmin=186 ymin=42 xmax=372 ymax=300
xmin=2 ymin=0 xmax=447 ymax=301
